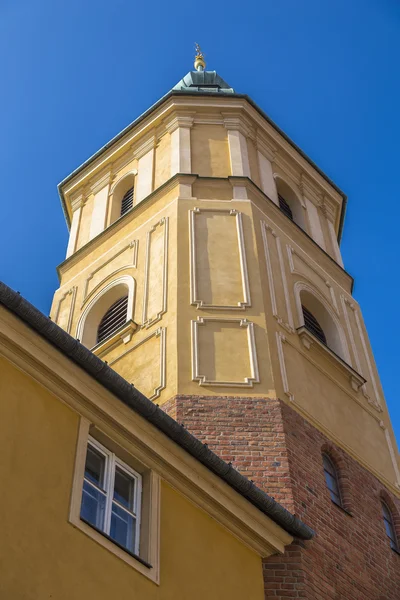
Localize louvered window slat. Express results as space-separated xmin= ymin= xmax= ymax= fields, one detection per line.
xmin=121 ymin=187 xmax=134 ymax=217
xmin=278 ymin=194 xmax=293 ymax=221
xmin=302 ymin=305 xmax=327 ymax=345
xmin=97 ymin=296 xmax=128 ymax=344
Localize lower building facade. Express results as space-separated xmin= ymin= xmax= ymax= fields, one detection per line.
xmin=164 ymin=395 xmax=400 ymax=599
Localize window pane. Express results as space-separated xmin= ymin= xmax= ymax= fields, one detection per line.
xmin=85 ymin=446 xmax=105 ymax=487
xmin=324 ymin=472 xmax=339 ymax=496
xmin=81 ymin=480 xmax=106 ymax=530
xmin=110 ymin=502 xmax=136 ymax=552
xmin=114 ymin=467 xmax=135 ymax=511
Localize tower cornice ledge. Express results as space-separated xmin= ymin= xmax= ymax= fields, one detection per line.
xmin=58 ymin=91 xmax=346 ymax=241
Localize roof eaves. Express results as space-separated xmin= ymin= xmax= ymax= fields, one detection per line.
xmin=58 ymin=91 xmax=346 ymax=240
xmin=0 ymin=280 xmax=314 ymax=541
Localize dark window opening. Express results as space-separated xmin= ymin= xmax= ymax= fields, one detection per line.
xmin=278 ymin=193 xmax=293 ymax=221
xmin=121 ymin=187 xmax=134 ymax=216
xmin=302 ymin=305 xmax=327 ymax=345
xmin=323 ymin=454 xmax=342 ymax=506
xmin=382 ymin=501 xmax=398 ymax=550
xmin=97 ymin=296 xmax=128 ymax=344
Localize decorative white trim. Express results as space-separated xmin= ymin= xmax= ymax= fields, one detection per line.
xmin=327 ymin=218 xmax=344 ymax=267
xmin=90 ymin=170 xmax=112 ymax=195
xmin=66 ymin=205 xmax=82 ymax=258
xmin=54 ymin=286 xmax=77 ymax=334
xmin=261 ymin=222 xmax=294 ymax=332
xmin=76 ymin=275 xmax=136 ymax=345
xmin=287 ymin=244 xmax=339 ymax=313
xmin=83 ymin=241 xmax=138 ymax=302
xmin=293 ymin=279 xmax=351 ymax=364
xmin=110 ymin=170 xmax=138 ymax=195
xmin=190 ymin=208 xmax=251 ymax=310
xmin=383 ymin=427 xmax=400 ymax=489
xmin=276 ymin=331 xmax=294 ymax=401
xmin=340 ymin=295 xmax=372 ymax=404
xmin=69 ymin=417 xmax=161 ymax=584
xmin=132 ymin=134 xmax=155 ymax=161
xmin=191 ymin=317 xmax=259 ymax=387
xmin=354 ymin=308 xmax=382 ymax=410
xmin=109 ymin=327 xmax=166 ymax=401
xmin=93 ymin=320 xmax=138 ymax=356
xmin=142 ymin=217 xmax=168 ymax=328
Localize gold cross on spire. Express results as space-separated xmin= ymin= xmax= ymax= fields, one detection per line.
xmin=194 ymin=43 xmax=206 ymax=71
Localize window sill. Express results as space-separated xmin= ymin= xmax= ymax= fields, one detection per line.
xmin=391 ymin=546 xmax=400 ymax=557
xmin=331 ymin=499 xmax=353 ymax=517
xmin=92 ymin=319 xmax=138 ymax=356
xmin=80 ymin=517 xmax=152 ymax=569
xmin=296 ymin=326 xmax=366 ymax=392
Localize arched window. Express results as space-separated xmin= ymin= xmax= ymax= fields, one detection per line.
xmin=77 ymin=277 xmax=135 ymax=349
xmin=302 ymin=305 xmax=327 ymax=345
xmin=322 ymin=454 xmax=342 ymax=506
xmin=381 ymin=501 xmax=398 ymax=550
xmin=120 ymin=187 xmax=134 ymax=217
xmin=276 ymin=178 xmax=306 ymax=231
xmin=97 ymin=295 xmax=128 ymax=344
xmin=299 ymin=288 xmax=347 ymax=361
xmin=109 ymin=174 xmax=136 ymax=225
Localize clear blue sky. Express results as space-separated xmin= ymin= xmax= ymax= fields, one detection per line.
xmin=1 ymin=0 xmax=399 ymax=441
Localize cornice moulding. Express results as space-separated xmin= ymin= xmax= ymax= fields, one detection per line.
xmin=132 ymin=133 xmax=156 ymax=160
xmin=90 ymin=169 xmax=113 ymax=194
xmin=256 ymin=133 xmax=277 ymax=161
xmin=163 ymin=111 xmax=195 ymax=134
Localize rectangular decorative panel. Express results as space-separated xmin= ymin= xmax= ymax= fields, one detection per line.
xmin=84 ymin=241 xmax=138 ymax=300
xmin=341 ymin=295 xmax=382 ymax=411
xmin=191 ymin=317 xmax=259 ymax=387
xmin=142 ymin=217 xmax=168 ymax=328
xmin=190 ymin=208 xmax=250 ymax=310
xmin=261 ymin=222 xmax=293 ymax=331
xmin=54 ymin=287 xmax=76 ymax=333
xmin=109 ymin=328 xmax=166 ymax=401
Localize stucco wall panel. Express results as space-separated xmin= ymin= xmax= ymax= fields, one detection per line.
xmin=191 ymin=125 xmax=230 ymax=177
xmin=190 ymin=208 xmax=249 ymax=309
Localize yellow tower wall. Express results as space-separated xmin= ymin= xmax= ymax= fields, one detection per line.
xmin=53 ymin=96 xmax=400 ymax=499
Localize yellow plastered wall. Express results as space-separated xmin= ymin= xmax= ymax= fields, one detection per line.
xmin=191 ymin=124 xmax=230 ymax=177
xmin=0 ymin=356 xmax=265 ymax=600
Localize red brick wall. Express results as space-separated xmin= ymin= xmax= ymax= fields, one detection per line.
xmin=163 ymin=395 xmax=400 ymax=600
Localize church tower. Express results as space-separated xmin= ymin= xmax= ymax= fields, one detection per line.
xmin=51 ymin=49 xmax=400 ymax=598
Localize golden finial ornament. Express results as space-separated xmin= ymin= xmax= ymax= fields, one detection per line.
xmin=194 ymin=43 xmax=206 ymax=71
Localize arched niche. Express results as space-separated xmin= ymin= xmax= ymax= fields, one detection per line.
xmin=109 ymin=172 xmax=136 ymax=225
xmin=295 ymin=283 xmax=349 ymax=363
xmin=77 ymin=276 xmax=135 ymax=349
xmin=275 ymin=177 xmax=307 ymax=231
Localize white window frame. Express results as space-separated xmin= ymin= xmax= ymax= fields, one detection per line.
xmin=70 ymin=419 xmax=161 ymax=583
xmin=81 ymin=436 xmax=142 ymax=556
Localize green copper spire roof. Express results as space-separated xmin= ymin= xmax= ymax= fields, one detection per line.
xmin=173 ymin=44 xmax=235 ymax=94
xmin=172 ymin=70 xmax=235 ymax=94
